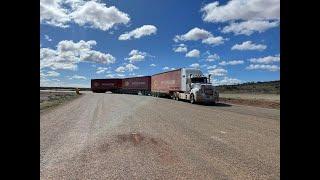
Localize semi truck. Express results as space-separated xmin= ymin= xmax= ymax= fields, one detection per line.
xmin=151 ymin=68 xmax=219 ymax=104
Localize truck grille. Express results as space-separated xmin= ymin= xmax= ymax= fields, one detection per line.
xmin=205 ymin=90 xmax=213 ymax=95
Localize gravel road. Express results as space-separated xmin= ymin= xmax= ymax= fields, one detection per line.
xmin=40 ymin=92 xmax=280 ymax=180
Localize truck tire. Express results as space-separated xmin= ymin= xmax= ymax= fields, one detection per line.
xmin=175 ymin=93 xmax=179 ymax=101
xmin=190 ymin=94 xmax=195 ymax=104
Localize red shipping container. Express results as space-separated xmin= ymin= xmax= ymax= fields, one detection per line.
xmin=151 ymin=69 xmax=182 ymax=93
xmin=91 ymin=79 xmax=122 ymax=93
xmin=122 ymin=76 xmax=151 ymax=93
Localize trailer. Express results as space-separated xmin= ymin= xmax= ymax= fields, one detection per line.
xmin=121 ymin=76 xmax=151 ymax=95
xmin=91 ymin=79 xmax=122 ymax=93
xmin=151 ymin=68 xmax=219 ymax=104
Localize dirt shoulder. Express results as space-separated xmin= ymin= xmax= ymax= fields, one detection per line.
xmin=40 ymin=91 xmax=81 ymax=112
xmin=219 ymin=93 xmax=280 ymax=109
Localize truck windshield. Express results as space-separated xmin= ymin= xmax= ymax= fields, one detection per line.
xmin=191 ymin=77 xmax=207 ymax=83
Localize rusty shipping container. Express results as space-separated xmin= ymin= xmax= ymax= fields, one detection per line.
xmin=121 ymin=76 xmax=151 ymax=94
xmin=151 ymin=68 xmax=182 ymax=94
xmin=91 ymin=79 xmax=122 ymax=93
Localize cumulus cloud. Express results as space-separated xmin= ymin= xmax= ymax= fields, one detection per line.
xmin=118 ymin=25 xmax=157 ymax=40
xmin=212 ymin=77 xmax=242 ymax=86
xmin=40 ymin=40 xmax=115 ymax=71
xmin=40 ymin=0 xmax=130 ymax=31
xmin=207 ymin=65 xmax=217 ymax=69
xmin=150 ymin=64 xmax=156 ymax=67
xmin=246 ymin=64 xmax=279 ymax=71
xmin=231 ymin=41 xmax=266 ymax=51
xmin=222 ymin=20 xmax=279 ymax=35
xmin=115 ymin=63 xmax=139 ymax=73
xmin=125 ymin=49 xmax=153 ymax=63
xmin=201 ymin=0 xmax=280 ymax=23
xmin=40 ymin=70 xmax=60 ymax=77
xmin=219 ymin=60 xmax=244 ymax=66
xmin=205 ymin=53 xmax=220 ymax=62
xmin=69 ymin=75 xmax=87 ymax=80
xmin=162 ymin=67 xmax=169 ymax=70
xmin=40 ymin=0 xmax=71 ymax=27
xmin=44 ymin=34 xmax=52 ymax=42
xmin=208 ymin=68 xmax=227 ymax=76
xmin=96 ymin=67 xmax=109 ymax=74
xmin=70 ymin=1 xmax=130 ymax=31
xmin=189 ymin=63 xmax=200 ymax=69
xmin=174 ymin=27 xmax=225 ymax=45
xmin=201 ymin=36 xmax=224 ymax=45
xmin=249 ymin=54 xmax=280 ymax=64
xmin=186 ymin=49 xmax=200 ymax=58
xmin=173 ymin=44 xmax=188 ymax=53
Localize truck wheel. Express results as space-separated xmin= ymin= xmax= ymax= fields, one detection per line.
xmin=190 ymin=94 xmax=195 ymax=104
xmin=175 ymin=93 xmax=179 ymax=101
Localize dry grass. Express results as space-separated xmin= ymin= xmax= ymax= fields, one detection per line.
xmin=40 ymin=91 xmax=80 ymax=112
xmin=219 ymin=93 xmax=280 ymax=109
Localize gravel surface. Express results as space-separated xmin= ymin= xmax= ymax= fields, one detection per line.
xmin=40 ymin=93 xmax=280 ymax=180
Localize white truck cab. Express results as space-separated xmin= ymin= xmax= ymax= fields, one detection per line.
xmin=174 ymin=68 xmax=219 ymax=104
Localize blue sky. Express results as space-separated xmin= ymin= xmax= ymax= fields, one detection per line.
xmin=40 ymin=0 xmax=280 ymax=87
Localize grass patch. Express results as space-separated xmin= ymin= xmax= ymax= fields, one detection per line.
xmin=40 ymin=92 xmax=81 ymax=112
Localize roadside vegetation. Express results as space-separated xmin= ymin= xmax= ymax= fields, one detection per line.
xmin=40 ymin=91 xmax=81 ymax=112
xmin=216 ymin=80 xmax=280 ymax=94
xmin=216 ymin=81 xmax=280 ymax=109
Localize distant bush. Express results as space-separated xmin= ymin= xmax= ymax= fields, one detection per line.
xmin=216 ymin=80 xmax=280 ymax=94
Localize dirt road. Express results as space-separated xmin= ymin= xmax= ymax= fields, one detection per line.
xmin=40 ymin=92 xmax=280 ymax=180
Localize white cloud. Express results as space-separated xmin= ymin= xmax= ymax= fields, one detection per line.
xmin=40 ymin=0 xmax=71 ymax=27
xmin=40 ymin=40 xmax=115 ymax=71
xmin=44 ymin=34 xmax=52 ymax=42
xmin=40 ymin=0 xmax=130 ymax=31
xmin=70 ymin=1 xmax=130 ymax=31
xmin=150 ymin=64 xmax=156 ymax=67
xmin=105 ymin=74 xmax=115 ymax=78
xmin=115 ymin=63 xmax=139 ymax=73
xmin=249 ymin=54 xmax=280 ymax=64
xmin=207 ymin=65 xmax=217 ymax=69
xmin=171 ymin=68 xmax=176 ymax=70
xmin=81 ymin=50 xmax=116 ymax=64
xmin=174 ymin=27 xmax=211 ymax=41
xmin=212 ymin=77 xmax=242 ymax=86
xmin=231 ymin=41 xmax=266 ymax=51
xmin=201 ymin=0 xmax=280 ymax=23
xmin=117 ymin=74 xmax=125 ymax=77
xmin=163 ymin=66 xmax=169 ymax=70
xmin=96 ymin=67 xmax=108 ymax=74
xmin=69 ymin=75 xmax=87 ymax=80
xmin=222 ymin=20 xmax=279 ymax=35
xmin=208 ymin=68 xmax=227 ymax=76
xmin=206 ymin=53 xmax=220 ymax=62
xmin=189 ymin=63 xmax=200 ymax=69
xmin=201 ymin=36 xmax=224 ymax=45
xmin=40 ymin=70 xmax=60 ymax=77
xmin=125 ymin=49 xmax=152 ymax=63
xmin=219 ymin=60 xmax=244 ymax=66
xmin=246 ymin=64 xmax=279 ymax=71
xmin=118 ymin=25 xmax=157 ymax=40
xmin=186 ymin=49 xmax=200 ymax=58
xmin=173 ymin=44 xmax=188 ymax=53
xmin=174 ymin=27 xmax=225 ymax=45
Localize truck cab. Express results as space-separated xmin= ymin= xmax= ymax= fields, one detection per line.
xmin=177 ymin=68 xmax=219 ymax=104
